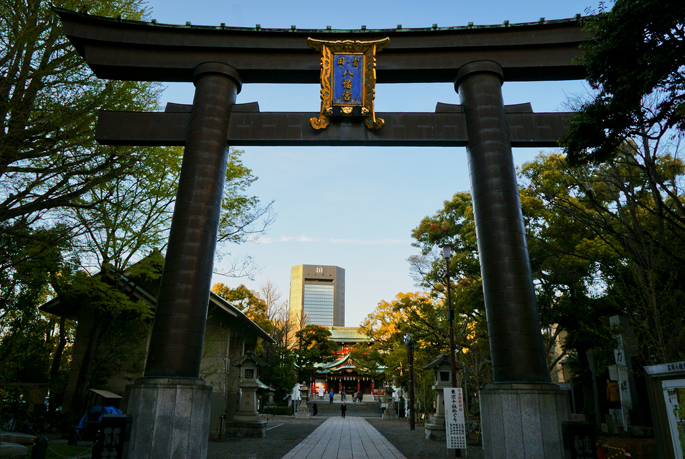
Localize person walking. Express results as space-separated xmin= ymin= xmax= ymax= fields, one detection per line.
xmin=341 ymin=390 xmax=346 ymax=401
xmin=341 ymin=401 xmax=347 ymax=418
xmin=329 ymin=389 xmax=334 ymax=404
xmin=312 ymin=402 xmax=318 ymax=416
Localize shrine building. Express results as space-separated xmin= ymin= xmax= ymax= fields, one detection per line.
xmin=311 ymin=326 xmax=384 ymax=399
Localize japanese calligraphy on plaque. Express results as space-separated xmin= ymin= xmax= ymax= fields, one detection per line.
xmin=307 ymin=37 xmax=389 ymax=130
xmin=443 ymin=388 xmax=467 ymax=450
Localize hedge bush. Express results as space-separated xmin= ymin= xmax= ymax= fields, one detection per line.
xmin=265 ymin=406 xmax=293 ymax=416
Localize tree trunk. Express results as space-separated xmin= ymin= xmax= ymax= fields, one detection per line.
xmin=71 ymin=310 xmax=109 ymax=416
xmin=576 ymin=348 xmax=597 ymax=425
xmin=48 ymin=315 xmax=67 ymax=413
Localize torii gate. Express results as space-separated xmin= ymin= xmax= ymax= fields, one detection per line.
xmin=56 ymin=8 xmax=585 ymax=458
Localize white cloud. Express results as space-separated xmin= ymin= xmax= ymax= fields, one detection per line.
xmin=328 ymin=238 xmax=412 ymax=245
xmin=252 ymin=234 xmax=318 ymax=244
xmin=250 ymin=235 xmax=411 ymax=245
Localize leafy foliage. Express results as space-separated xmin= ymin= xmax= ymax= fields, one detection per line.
xmin=0 ymin=0 xmax=161 ymax=227
xmin=294 ymin=324 xmax=337 ymax=381
xmin=519 ymin=148 xmax=685 ymax=364
xmin=562 ymin=0 xmax=685 ymax=164
xmin=212 ymin=283 xmax=273 ymax=334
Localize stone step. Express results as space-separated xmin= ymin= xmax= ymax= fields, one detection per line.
xmin=0 ymin=443 xmax=28 ymax=458
xmin=309 ymin=401 xmax=382 ymax=417
xmin=0 ymin=432 xmax=36 ymax=445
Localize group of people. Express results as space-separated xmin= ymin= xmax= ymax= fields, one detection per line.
xmin=328 ymin=389 xmax=365 ymax=403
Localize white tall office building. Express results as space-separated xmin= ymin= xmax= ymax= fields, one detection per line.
xmin=289 ymin=265 xmax=345 ymax=327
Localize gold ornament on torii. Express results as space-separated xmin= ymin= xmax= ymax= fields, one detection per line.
xmin=307 ymin=37 xmax=389 ymax=130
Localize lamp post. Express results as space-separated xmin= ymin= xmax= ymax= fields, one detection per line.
xmin=441 ymin=244 xmax=458 ymax=388
xmin=404 ymin=333 xmax=415 ymax=431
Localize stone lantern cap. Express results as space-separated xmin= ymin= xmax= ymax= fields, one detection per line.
xmin=233 ymin=351 xmax=269 ymax=382
xmin=423 ymin=354 xmax=463 ymax=371
xmin=233 ymin=351 xmax=269 ymax=368
xmin=423 ymin=354 xmax=463 ymax=387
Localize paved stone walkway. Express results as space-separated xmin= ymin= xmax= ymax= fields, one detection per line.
xmin=280 ymin=416 xmax=406 ymax=459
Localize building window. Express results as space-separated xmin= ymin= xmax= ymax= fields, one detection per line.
xmin=303 ymin=284 xmax=334 ymax=327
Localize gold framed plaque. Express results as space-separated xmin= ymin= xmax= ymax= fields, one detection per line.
xmin=307 ymin=37 xmax=389 ymax=130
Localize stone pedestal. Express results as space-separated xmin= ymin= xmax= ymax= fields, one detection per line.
xmin=294 ymin=400 xmax=311 ymax=419
xmin=422 ymin=354 xmax=455 ymax=440
xmin=226 ymin=351 xmax=268 ymax=437
xmin=480 ymin=383 xmax=569 ymax=458
xmin=125 ymin=378 xmax=212 ymax=459
xmin=424 ymin=422 xmax=446 ymax=440
xmin=224 ymin=421 xmax=267 ymax=438
xmin=424 ymin=385 xmax=446 ymax=440
xmin=382 ymin=398 xmax=398 ymax=420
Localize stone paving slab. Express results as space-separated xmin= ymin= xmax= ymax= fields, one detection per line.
xmin=280 ymin=416 xmax=406 ymax=459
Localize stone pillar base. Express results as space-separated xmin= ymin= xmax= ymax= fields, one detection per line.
xmin=125 ymin=378 xmax=212 ymax=459
xmin=480 ymin=383 xmax=569 ymax=458
xmin=225 ymin=421 xmax=267 ymax=438
xmin=424 ymin=423 xmax=446 ymax=440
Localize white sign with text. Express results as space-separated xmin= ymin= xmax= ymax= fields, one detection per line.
xmin=444 ymin=387 xmax=467 ymax=450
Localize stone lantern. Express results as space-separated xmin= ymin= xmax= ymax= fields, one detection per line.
xmin=294 ymin=382 xmax=311 ymax=419
xmin=423 ymin=354 xmax=462 ymax=440
xmin=225 ymin=351 xmax=268 ymax=438
xmin=382 ymin=383 xmax=398 ymax=420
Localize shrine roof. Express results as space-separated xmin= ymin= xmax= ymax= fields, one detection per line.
xmin=314 ymin=353 xmax=386 ymax=374
xmin=316 ymin=354 xmax=364 ymax=373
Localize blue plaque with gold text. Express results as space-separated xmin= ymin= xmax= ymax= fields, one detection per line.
xmin=333 ymin=54 xmax=363 ymax=105
xmin=308 ymin=38 xmax=389 ymax=130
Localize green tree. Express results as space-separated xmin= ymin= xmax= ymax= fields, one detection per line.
xmin=358 ymin=292 xmax=474 ymax=416
xmin=408 ymin=193 xmax=494 ymax=396
xmin=0 ymin=0 xmax=167 ymax=415
xmin=0 ymin=0 xmax=160 ymax=229
xmin=1 ymin=0 xmax=276 ymax=419
xmin=294 ymin=324 xmax=337 ymax=381
xmin=211 ymin=283 xmax=272 ymax=335
xmin=407 ymin=185 xmax=614 ymax=421
xmin=0 ymin=224 xmax=76 ymax=418
xmin=56 ymin=255 xmax=159 ymax=415
xmin=519 ymin=149 xmax=685 ymax=364
xmin=562 ymin=0 xmax=685 ymax=164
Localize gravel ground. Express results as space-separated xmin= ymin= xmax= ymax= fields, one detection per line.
xmin=367 ymin=419 xmax=483 ymax=459
xmin=207 ymin=416 xmax=325 ymax=459
xmin=207 ymin=416 xmax=483 ymax=459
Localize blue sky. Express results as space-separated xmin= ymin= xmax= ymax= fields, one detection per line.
xmin=145 ymin=0 xmax=601 ymax=327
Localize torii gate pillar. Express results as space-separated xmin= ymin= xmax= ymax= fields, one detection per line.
xmin=456 ymin=61 xmax=569 ymax=457
xmin=124 ymin=63 xmax=241 ymax=459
